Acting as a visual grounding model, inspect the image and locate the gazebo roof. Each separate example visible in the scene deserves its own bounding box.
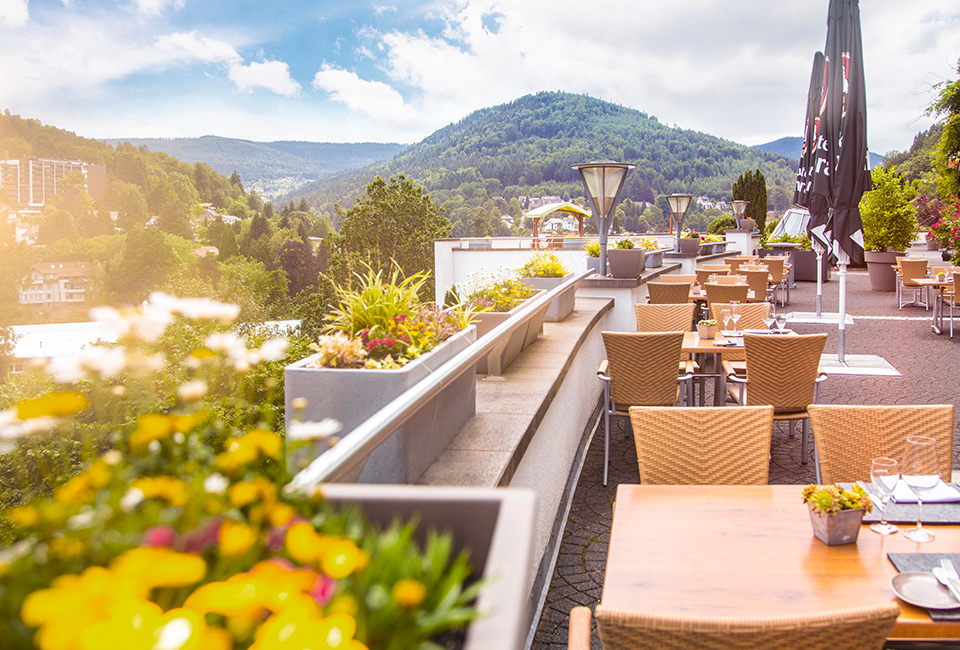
[525,201,591,220]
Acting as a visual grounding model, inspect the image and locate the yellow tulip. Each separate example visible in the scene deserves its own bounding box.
[219,520,258,557]
[392,579,427,608]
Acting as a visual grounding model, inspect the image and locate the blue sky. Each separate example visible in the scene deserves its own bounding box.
[1,0,959,154]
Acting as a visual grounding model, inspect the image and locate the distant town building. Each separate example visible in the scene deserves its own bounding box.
[527,196,563,210]
[193,246,219,258]
[19,261,91,306]
[0,158,106,213]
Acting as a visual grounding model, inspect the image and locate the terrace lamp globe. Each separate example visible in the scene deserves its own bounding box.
[732,199,749,229]
[667,193,693,252]
[571,161,635,276]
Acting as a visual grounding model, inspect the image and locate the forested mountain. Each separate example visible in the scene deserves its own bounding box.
[285,92,800,236]
[101,136,407,200]
[753,135,883,169]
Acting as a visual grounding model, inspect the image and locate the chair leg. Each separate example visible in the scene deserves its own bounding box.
[814,438,822,483]
[801,419,809,465]
[788,420,795,438]
[603,384,611,487]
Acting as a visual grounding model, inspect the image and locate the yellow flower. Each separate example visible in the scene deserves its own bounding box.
[285,521,325,566]
[185,573,268,619]
[392,579,426,608]
[252,605,367,650]
[248,560,318,612]
[16,391,87,420]
[228,477,276,509]
[111,547,207,589]
[131,476,188,507]
[7,504,40,528]
[219,520,258,557]
[78,604,207,650]
[244,429,283,459]
[129,413,175,452]
[267,503,297,527]
[320,539,364,580]
[48,536,85,559]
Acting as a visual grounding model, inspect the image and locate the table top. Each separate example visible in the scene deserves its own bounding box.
[915,277,953,287]
[603,485,960,639]
[681,330,793,353]
[689,288,757,302]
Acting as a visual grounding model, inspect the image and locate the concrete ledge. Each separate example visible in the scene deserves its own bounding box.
[417,296,613,488]
[579,263,682,289]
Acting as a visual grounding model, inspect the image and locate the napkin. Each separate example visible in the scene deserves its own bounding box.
[742,329,773,335]
[891,479,960,503]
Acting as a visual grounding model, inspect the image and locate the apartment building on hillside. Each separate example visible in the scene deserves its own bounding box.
[0,158,106,213]
[19,261,91,306]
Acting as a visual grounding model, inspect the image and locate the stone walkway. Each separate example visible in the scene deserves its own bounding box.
[530,247,960,649]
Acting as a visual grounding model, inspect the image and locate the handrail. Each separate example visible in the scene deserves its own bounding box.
[289,269,591,490]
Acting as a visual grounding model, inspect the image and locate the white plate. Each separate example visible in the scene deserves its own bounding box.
[891,572,960,610]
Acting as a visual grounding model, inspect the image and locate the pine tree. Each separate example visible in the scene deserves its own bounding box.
[732,169,768,233]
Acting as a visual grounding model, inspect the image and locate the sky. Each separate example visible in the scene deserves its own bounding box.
[1,0,959,155]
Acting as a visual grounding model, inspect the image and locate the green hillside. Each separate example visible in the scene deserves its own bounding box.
[287,91,800,236]
[101,136,407,200]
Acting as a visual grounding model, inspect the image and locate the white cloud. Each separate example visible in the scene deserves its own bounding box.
[0,0,29,27]
[155,31,241,65]
[312,65,415,123]
[133,0,185,17]
[229,60,302,97]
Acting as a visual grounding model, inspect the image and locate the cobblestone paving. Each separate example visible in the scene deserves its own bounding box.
[531,249,960,649]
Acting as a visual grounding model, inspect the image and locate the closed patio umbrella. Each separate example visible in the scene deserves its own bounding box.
[809,0,871,363]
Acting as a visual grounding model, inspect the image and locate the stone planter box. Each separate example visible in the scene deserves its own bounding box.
[472,291,548,374]
[284,327,478,483]
[864,250,902,291]
[522,273,576,322]
[643,248,670,269]
[792,248,832,282]
[606,248,646,279]
[320,484,536,650]
[585,256,605,276]
[678,237,700,255]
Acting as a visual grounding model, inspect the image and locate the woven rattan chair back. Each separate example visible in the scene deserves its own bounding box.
[629,406,774,484]
[595,602,900,650]
[742,333,827,411]
[899,258,928,286]
[696,268,728,285]
[704,282,749,310]
[647,281,691,305]
[743,269,770,300]
[725,258,746,273]
[710,302,770,329]
[808,404,955,483]
[601,331,685,408]
[701,264,728,272]
[659,274,697,284]
[762,257,786,284]
[712,274,746,285]
[635,303,696,332]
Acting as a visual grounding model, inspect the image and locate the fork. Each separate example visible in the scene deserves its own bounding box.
[939,559,960,601]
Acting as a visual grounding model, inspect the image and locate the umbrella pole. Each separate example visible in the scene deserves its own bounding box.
[837,251,849,365]
[815,248,823,319]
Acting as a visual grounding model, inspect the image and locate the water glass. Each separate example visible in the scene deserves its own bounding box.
[869,457,899,535]
[730,302,742,334]
[775,314,788,333]
[721,309,732,332]
[762,314,776,332]
[902,435,939,543]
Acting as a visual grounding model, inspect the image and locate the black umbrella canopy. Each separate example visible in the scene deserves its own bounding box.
[796,51,833,254]
[809,0,871,261]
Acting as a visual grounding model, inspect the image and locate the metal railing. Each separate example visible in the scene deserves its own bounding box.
[289,270,591,490]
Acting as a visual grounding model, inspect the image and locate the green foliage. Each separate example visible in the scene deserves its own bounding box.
[761,233,811,250]
[802,483,872,515]
[731,169,768,233]
[859,166,918,252]
[461,273,535,312]
[615,238,635,249]
[707,215,736,234]
[927,59,960,199]
[582,239,603,257]
[518,252,568,278]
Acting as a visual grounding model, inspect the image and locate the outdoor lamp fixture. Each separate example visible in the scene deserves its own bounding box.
[571,161,635,277]
[666,193,693,252]
[732,200,749,229]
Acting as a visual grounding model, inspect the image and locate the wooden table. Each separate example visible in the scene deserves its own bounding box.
[915,277,952,335]
[604,485,960,640]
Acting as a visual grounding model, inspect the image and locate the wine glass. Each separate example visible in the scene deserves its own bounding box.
[901,435,939,543]
[775,313,788,334]
[729,302,742,335]
[720,308,732,333]
[762,313,777,332]
[870,457,899,535]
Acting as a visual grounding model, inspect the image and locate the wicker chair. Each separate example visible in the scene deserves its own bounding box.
[628,406,774,484]
[940,274,960,337]
[635,303,696,332]
[809,404,955,484]
[701,264,728,272]
[703,282,749,311]
[763,257,788,305]
[712,274,747,285]
[743,268,772,303]
[646,281,691,305]
[598,331,692,486]
[897,258,929,309]
[567,602,900,650]
[696,268,728,286]
[658,274,697,284]
[724,333,828,467]
[708,302,771,369]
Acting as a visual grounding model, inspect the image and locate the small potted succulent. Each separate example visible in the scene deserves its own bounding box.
[679,229,701,255]
[696,319,718,339]
[607,238,646,279]
[519,252,575,321]
[582,239,606,276]
[802,483,873,546]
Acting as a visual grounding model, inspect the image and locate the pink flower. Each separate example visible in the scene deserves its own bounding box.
[182,517,222,553]
[142,525,178,547]
[366,338,381,351]
[382,337,396,348]
[310,574,337,606]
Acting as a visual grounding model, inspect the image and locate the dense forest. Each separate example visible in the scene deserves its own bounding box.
[286,92,800,237]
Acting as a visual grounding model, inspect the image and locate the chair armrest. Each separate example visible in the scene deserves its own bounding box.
[722,359,747,383]
[815,368,829,383]
[568,606,592,650]
[597,359,608,377]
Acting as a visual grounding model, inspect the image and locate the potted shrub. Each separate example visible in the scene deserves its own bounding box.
[459,272,547,374]
[285,268,478,482]
[582,239,606,276]
[926,230,939,251]
[679,229,701,255]
[860,166,919,291]
[518,252,575,321]
[696,319,718,339]
[698,233,726,255]
[606,238,646,279]
[802,483,873,546]
[639,236,667,268]
[0,295,533,650]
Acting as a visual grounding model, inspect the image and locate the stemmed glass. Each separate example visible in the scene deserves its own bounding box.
[869,457,899,535]
[901,435,939,543]
[721,308,732,334]
[729,302,742,335]
[762,314,777,332]
[775,313,788,334]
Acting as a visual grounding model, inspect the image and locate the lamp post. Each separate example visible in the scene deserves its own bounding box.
[666,194,693,252]
[732,199,748,229]
[571,161,634,277]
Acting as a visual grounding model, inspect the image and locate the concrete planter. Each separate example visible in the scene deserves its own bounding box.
[585,256,605,276]
[284,327,478,483]
[793,249,831,282]
[522,273,576,322]
[467,240,492,250]
[472,291,548,374]
[563,237,586,250]
[643,248,669,269]
[864,250,902,291]
[678,237,700,255]
[927,238,940,251]
[606,248,646,279]
[320,484,536,650]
